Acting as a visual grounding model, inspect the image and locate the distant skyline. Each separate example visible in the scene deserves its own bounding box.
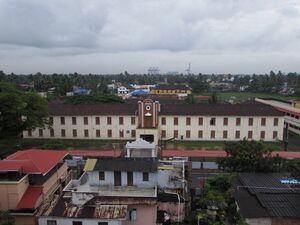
[1,0,300,74]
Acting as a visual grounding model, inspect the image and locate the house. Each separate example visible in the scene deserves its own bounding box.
[234,173,300,225]
[256,98,300,135]
[150,85,192,95]
[38,157,159,225]
[0,150,71,225]
[118,86,130,95]
[23,99,284,144]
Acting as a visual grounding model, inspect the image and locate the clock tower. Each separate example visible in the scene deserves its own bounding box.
[138,99,160,128]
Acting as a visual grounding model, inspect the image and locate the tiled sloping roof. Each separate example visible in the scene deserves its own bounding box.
[1,150,67,175]
[16,186,43,209]
[154,85,191,90]
[235,173,300,218]
[48,100,137,116]
[93,158,158,172]
[160,102,283,116]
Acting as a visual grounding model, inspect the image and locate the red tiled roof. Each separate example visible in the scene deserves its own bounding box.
[162,150,300,159]
[16,186,43,209]
[0,150,68,175]
[69,150,121,157]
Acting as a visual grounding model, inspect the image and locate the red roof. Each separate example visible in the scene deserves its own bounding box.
[162,150,300,159]
[69,150,121,157]
[16,186,43,209]
[0,150,68,175]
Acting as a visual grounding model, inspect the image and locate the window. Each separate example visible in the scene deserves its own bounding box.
[49,117,53,125]
[186,117,191,125]
[236,118,241,126]
[210,118,216,126]
[131,130,136,138]
[223,118,228,126]
[98,223,108,225]
[186,130,190,138]
[50,128,54,137]
[61,129,66,137]
[99,171,105,180]
[108,129,112,138]
[131,117,136,125]
[235,131,240,139]
[72,222,82,225]
[83,117,88,125]
[28,130,32,137]
[60,116,65,125]
[161,130,166,138]
[273,131,278,139]
[84,129,89,137]
[198,117,203,125]
[274,118,278,126]
[96,129,101,137]
[39,129,43,137]
[119,130,124,138]
[119,117,124,125]
[248,118,253,126]
[72,117,76,125]
[174,130,178,138]
[107,117,112,125]
[128,208,137,221]
[261,118,266,126]
[248,131,253,139]
[72,129,77,137]
[260,131,265,139]
[47,220,57,225]
[223,130,228,139]
[161,117,166,125]
[95,116,100,125]
[198,130,203,138]
[143,172,149,181]
[174,117,178,125]
[210,130,215,139]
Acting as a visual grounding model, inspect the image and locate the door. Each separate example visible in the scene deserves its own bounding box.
[127,171,133,186]
[114,171,121,186]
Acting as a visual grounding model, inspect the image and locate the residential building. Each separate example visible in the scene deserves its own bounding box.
[0,150,70,225]
[234,173,300,225]
[118,86,130,95]
[23,99,284,144]
[150,85,192,95]
[256,98,300,135]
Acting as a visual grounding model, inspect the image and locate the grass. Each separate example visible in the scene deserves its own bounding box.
[195,92,295,103]
[166,140,284,151]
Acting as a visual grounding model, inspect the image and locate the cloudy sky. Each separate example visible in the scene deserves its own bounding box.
[1,0,300,74]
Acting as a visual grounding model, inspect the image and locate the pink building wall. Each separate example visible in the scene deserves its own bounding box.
[123,205,157,225]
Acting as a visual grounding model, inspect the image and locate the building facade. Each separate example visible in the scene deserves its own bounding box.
[23,99,284,144]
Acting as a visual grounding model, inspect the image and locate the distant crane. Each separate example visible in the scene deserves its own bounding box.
[185,63,191,75]
[148,67,160,75]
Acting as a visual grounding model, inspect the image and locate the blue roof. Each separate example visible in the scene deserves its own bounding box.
[132,90,147,95]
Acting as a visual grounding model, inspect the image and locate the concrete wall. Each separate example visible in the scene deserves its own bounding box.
[246,218,272,225]
[88,171,157,188]
[160,116,284,141]
[0,175,29,210]
[14,215,36,225]
[39,217,121,225]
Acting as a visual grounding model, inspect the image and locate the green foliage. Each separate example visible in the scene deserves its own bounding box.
[185,94,196,104]
[217,139,284,172]
[0,211,14,225]
[64,94,124,104]
[0,82,49,138]
[209,92,218,104]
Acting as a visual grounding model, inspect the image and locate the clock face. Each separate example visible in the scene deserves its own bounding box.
[145,105,151,111]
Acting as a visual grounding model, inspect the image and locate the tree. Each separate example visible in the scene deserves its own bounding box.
[217,139,284,172]
[0,82,49,138]
[185,94,196,104]
[209,92,218,104]
[0,211,14,225]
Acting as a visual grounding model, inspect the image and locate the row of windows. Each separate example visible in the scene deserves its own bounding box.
[53,116,136,126]
[29,129,136,138]
[161,117,279,126]
[98,171,149,181]
[161,130,278,139]
[286,113,300,119]
[47,221,108,225]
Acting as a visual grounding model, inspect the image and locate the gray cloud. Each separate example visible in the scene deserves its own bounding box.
[0,0,300,73]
